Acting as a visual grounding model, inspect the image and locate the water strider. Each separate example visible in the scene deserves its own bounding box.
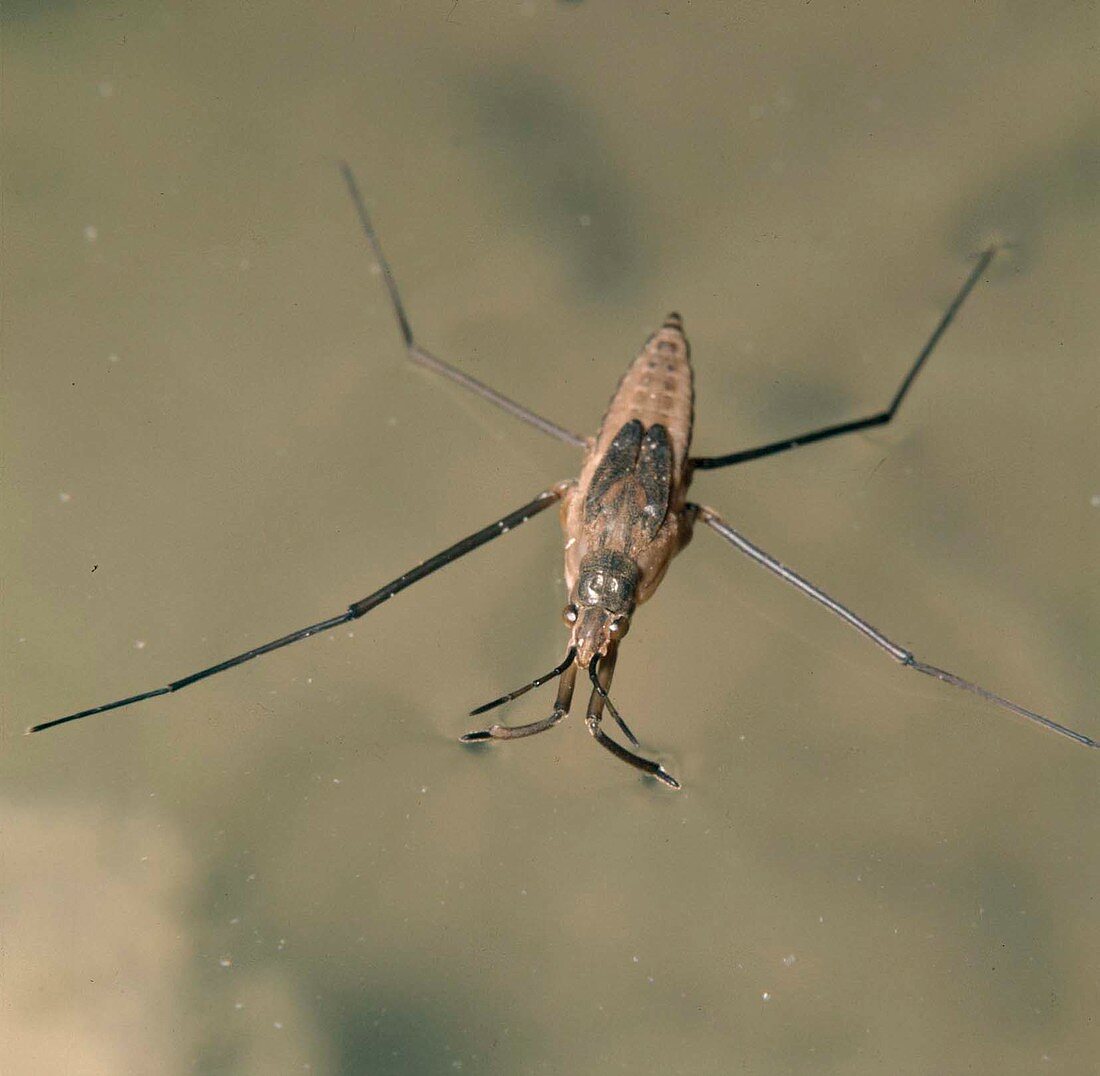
[30,164,1097,787]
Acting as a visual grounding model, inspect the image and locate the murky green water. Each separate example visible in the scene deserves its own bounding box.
[4,3,1098,1073]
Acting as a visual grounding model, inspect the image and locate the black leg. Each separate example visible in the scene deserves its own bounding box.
[465,648,577,719]
[461,661,578,742]
[584,653,680,788]
[691,248,999,470]
[340,163,587,449]
[584,647,640,746]
[691,503,1097,750]
[30,485,568,734]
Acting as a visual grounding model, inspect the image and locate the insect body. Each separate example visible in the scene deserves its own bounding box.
[564,319,696,782]
[30,165,1097,788]
[464,316,697,785]
[564,311,695,665]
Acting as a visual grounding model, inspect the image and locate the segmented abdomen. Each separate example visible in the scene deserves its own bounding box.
[590,313,694,479]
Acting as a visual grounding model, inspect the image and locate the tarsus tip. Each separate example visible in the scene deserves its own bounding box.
[656,768,681,790]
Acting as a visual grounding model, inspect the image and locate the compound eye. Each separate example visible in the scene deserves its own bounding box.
[562,603,579,626]
[608,616,630,639]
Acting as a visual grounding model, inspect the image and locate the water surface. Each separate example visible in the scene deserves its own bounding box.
[4,3,1098,1072]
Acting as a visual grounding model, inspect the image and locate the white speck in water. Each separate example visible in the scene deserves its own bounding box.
[219,957,232,967]
[133,640,147,650]
[97,81,114,98]
[58,492,72,503]
[370,263,383,276]
[632,955,639,963]
[83,225,98,242]
[230,917,240,925]
[578,214,591,227]
[273,1021,283,1030]
[1090,493,1100,508]
[107,352,120,363]
[761,991,771,1002]
[333,778,341,784]
[234,1001,244,1010]
[782,954,796,967]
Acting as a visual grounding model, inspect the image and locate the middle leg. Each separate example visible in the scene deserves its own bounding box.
[691,248,999,470]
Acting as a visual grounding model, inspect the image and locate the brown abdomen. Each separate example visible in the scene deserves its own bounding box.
[589,312,694,479]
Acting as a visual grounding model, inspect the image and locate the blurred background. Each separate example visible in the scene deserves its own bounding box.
[3,2,1098,1072]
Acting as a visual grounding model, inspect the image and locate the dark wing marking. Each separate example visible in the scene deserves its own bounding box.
[636,424,672,538]
[584,419,644,524]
